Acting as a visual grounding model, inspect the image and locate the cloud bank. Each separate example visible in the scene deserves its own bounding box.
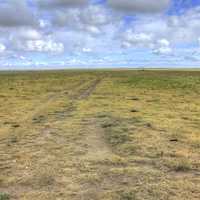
[108,0,170,13]
[0,0,200,68]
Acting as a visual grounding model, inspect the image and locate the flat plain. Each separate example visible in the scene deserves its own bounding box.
[0,70,200,200]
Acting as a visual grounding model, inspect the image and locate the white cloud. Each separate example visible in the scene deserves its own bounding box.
[157,39,170,47]
[122,31,154,48]
[108,0,170,13]
[9,28,64,53]
[121,6,200,49]
[121,30,173,55]
[80,5,110,26]
[153,39,172,55]
[153,47,172,55]
[13,29,42,41]
[52,5,111,35]
[25,40,64,53]
[51,24,120,54]
[52,9,80,27]
[0,0,200,68]
[0,43,6,53]
[85,26,101,35]
[52,30,98,52]
[166,8,200,43]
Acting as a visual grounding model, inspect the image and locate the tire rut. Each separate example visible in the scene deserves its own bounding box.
[69,78,102,100]
[0,77,103,199]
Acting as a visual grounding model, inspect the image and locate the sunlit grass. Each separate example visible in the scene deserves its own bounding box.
[0,70,200,200]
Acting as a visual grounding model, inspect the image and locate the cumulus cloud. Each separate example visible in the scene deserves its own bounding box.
[121,30,172,55]
[0,0,200,68]
[11,29,42,41]
[153,47,172,55]
[122,31,154,48]
[166,7,200,43]
[52,30,100,53]
[153,39,172,55]
[52,5,112,35]
[0,0,37,27]
[52,21,120,54]
[107,0,170,13]
[121,6,200,49]
[0,43,6,53]
[52,9,80,27]
[8,28,64,53]
[80,5,111,26]
[24,40,64,53]
[158,39,170,47]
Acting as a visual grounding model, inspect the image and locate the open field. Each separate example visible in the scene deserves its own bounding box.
[0,70,200,200]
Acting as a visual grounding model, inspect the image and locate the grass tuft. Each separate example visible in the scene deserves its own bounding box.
[0,193,10,200]
[120,191,137,200]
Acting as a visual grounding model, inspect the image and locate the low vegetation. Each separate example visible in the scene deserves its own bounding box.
[0,69,200,199]
[0,193,9,200]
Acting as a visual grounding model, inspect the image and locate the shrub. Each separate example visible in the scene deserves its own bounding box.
[0,193,10,200]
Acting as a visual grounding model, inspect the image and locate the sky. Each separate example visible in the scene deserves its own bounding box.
[0,0,200,69]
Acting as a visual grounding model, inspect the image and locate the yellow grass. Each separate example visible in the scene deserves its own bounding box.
[0,70,200,200]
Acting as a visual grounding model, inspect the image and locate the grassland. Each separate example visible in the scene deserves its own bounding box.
[0,70,200,200]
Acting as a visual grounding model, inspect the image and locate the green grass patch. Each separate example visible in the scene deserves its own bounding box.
[0,193,9,200]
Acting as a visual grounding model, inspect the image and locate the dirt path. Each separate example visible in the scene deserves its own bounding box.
[69,78,102,100]
[0,78,101,142]
[76,79,102,100]
[83,120,112,161]
[0,77,107,200]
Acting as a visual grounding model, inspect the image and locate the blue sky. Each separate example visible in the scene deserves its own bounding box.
[0,0,200,69]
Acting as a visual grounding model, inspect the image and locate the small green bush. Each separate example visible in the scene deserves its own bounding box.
[0,193,10,200]
[120,191,137,200]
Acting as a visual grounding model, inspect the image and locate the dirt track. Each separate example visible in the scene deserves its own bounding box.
[0,76,110,200]
[1,70,200,200]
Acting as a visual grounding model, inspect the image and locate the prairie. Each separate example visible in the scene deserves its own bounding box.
[0,70,200,200]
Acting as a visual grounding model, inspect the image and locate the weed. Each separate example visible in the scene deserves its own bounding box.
[166,158,193,172]
[12,124,20,128]
[10,136,18,143]
[0,193,9,200]
[120,191,137,200]
[130,109,139,113]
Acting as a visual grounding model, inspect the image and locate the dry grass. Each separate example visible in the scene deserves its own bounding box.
[0,70,200,199]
